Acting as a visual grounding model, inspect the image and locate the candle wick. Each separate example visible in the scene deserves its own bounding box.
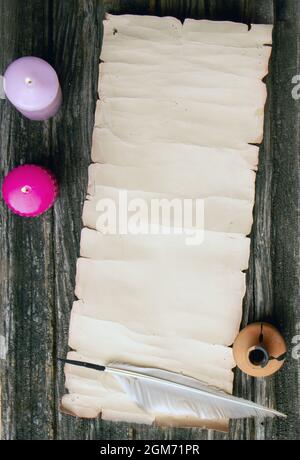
[21,185,32,194]
[25,78,33,85]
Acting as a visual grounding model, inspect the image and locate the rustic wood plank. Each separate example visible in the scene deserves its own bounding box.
[50,0,131,441]
[270,0,300,441]
[1,0,299,440]
[0,0,56,440]
[103,0,273,23]
[233,0,300,441]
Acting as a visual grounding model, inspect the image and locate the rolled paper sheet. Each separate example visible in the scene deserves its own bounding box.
[3,57,62,121]
[62,14,273,430]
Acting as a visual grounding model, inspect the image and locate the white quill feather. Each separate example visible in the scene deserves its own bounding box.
[107,363,285,420]
[60,359,285,421]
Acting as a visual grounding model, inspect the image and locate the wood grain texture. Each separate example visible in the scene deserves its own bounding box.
[0,0,56,440]
[0,0,299,440]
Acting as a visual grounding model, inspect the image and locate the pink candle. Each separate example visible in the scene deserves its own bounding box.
[3,57,62,121]
[2,165,58,217]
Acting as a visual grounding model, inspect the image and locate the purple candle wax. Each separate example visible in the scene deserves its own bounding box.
[2,165,58,217]
[4,57,62,121]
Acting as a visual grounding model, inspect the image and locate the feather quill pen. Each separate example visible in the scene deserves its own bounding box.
[60,359,285,420]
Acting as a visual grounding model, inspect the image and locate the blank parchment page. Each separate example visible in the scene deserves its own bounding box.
[61,15,272,431]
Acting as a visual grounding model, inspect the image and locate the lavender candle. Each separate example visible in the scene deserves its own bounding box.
[3,57,62,121]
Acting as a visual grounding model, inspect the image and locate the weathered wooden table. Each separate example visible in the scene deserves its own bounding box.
[0,0,299,440]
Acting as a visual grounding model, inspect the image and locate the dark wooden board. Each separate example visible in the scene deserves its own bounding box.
[0,0,299,440]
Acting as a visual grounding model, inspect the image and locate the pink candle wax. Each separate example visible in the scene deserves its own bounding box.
[4,57,62,121]
[2,165,58,217]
